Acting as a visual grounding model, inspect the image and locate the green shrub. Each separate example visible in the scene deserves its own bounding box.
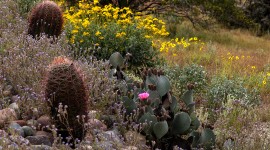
[67,22,159,68]
[207,75,261,108]
[163,64,208,97]
[64,1,169,68]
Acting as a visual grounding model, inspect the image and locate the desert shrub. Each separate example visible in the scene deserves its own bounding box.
[214,95,258,149]
[207,75,261,109]
[78,57,117,113]
[64,0,168,67]
[15,0,40,16]
[163,64,208,97]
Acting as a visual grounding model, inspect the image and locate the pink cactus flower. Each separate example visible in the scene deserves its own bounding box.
[138,92,149,100]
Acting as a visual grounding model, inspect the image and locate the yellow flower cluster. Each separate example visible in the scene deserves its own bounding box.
[153,37,204,54]
[226,52,251,61]
[262,72,270,86]
[115,32,126,38]
[64,0,170,44]
[136,16,169,36]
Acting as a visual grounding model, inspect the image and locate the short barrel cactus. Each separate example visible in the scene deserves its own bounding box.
[44,56,88,144]
[28,0,63,38]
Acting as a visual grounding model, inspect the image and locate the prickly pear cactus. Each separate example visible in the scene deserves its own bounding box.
[28,0,63,38]
[44,56,88,143]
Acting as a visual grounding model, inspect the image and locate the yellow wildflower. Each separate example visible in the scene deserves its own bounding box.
[116,32,126,38]
[95,31,101,36]
[93,0,99,5]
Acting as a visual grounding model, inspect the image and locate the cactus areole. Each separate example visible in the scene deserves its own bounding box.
[28,0,63,38]
[44,56,88,144]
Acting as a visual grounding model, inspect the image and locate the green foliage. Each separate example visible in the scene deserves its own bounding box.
[44,57,88,144]
[207,75,261,108]
[163,64,207,97]
[68,22,160,68]
[28,0,64,39]
[15,0,40,16]
[246,0,270,35]
[203,0,255,28]
[109,52,215,149]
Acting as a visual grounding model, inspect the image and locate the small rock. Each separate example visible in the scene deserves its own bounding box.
[37,115,51,131]
[8,102,20,117]
[0,108,17,122]
[22,126,35,137]
[36,131,54,143]
[88,119,107,131]
[2,90,11,97]
[8,122,24,137]
[12,120,27,126]
[102,129,123,144]
[124,131,146,146]
[27,119,38,128]
[26,135,52,146]
[30,145,52,150]
[8,102,19,110]
[78,145,93,150]
[11,95,19,103]
[85,132,94,142]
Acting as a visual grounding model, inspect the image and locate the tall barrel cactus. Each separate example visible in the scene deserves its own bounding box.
[44,56,88,144]
[28,0,63,38]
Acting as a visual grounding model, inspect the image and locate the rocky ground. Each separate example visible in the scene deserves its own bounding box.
[0,81,147,150]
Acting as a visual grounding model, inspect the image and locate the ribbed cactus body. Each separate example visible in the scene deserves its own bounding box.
[28,0,63,38]
[44,56,88,143]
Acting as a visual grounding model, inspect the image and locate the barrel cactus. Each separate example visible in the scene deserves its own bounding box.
[44,56,88,145]
[28,0,63,39]
[109,52,216,149]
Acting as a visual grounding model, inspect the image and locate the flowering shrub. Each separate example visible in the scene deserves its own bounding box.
[64,0,169,67]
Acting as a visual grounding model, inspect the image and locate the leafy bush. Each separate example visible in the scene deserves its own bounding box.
[163,64,208,97]
[207,75,261,108]
[65,1,168,67]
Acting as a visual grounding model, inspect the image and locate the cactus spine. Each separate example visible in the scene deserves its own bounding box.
[28,0,63,38]
[44,56,88,144]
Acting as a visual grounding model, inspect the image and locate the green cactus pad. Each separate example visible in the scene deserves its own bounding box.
[109,52,124,68]
[147,89,160,107]
[153,121,169,139]
[139,112,157,124]
[122,96,137,114]
[190,113,200,130]
[199,128,216,149]
[146,75,158,87]
[170,96,178,112]
[172,112,191,135]
[182,90,195,113]
[139,112,157,133]
[157,75,170,97]
[191,131,200,147]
